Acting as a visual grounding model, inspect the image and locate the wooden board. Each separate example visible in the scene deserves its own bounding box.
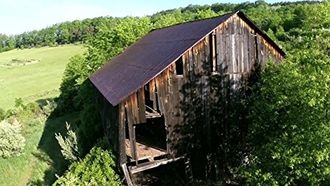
[125,139,166,160]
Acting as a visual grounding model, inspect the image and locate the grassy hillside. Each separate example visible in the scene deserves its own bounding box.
[0,45,83,109]
[0,113,79,186]
[0,45,83,185]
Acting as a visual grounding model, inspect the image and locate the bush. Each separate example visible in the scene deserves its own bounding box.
[0,119,25,158]
[241,52,330,185]
[56,55,86,114]
[53,147,120,186]
[55,122,80,162]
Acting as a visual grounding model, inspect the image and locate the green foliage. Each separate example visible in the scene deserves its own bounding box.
[0,119,25,158]
[57,55,87,113]
[241,47,330,184]
[55,122,80,162]
[56,16,153,154]
[49,1,330,184]
[53,147,120,186]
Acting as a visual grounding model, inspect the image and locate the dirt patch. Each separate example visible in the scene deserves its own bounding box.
[0,58,40,67]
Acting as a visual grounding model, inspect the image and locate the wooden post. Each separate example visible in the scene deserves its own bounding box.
[121,164,134,186]
[119,103,127,165]
[126,100,138,162]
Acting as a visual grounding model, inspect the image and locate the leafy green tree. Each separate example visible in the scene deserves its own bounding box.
[53,147,120,186]
[242,46,330,185]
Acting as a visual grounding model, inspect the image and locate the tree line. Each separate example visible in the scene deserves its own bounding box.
[0,0,323,53]
[0,17,115,51]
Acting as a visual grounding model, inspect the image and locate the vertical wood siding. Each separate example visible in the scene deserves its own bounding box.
[111,14,284,164]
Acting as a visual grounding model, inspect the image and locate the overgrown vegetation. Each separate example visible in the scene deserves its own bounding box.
[241,32,330,186]
[55,123,80,162]
[0,119,25,158]
[1,0,329,185]
[0,99,55,185]
[50,1,330,185]
[53,146,120,186]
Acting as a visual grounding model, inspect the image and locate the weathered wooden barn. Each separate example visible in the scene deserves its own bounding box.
[90,11,285,184]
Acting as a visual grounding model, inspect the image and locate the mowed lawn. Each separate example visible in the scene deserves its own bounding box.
[0,45,83,109]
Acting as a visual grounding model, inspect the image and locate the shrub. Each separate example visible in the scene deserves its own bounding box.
[55,122,80,162]
[0,119,25,158]
[241,51,330,185]
[53,147,120,186]
[56,55,86,114]
[40,99,57,116]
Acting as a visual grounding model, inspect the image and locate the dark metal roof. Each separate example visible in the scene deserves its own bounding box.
[90,11,285,106]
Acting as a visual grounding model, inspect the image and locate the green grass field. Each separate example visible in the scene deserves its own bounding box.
[0,45,84,109]
[0,45,83,185]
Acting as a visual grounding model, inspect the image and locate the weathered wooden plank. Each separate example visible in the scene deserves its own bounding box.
[193,44,199,75]
[137,88,146,123]
[231,34,235,73]
[220,28,226,74]
[188,49,194,81]
[234,18,240,73]
[241,24,246,72]
[250,30,256,70]
[215,28,222,72]
[236,21,241,73]
[118,103,127,165]
[150,80,158,111]
[126,100,138,161]
[211,31,216,72]
[149,80,155,102]
[155,78,165,114]
[131,93,139,124]
[244,25,249,72]
[130,157,184,174]
[200,38,206,75]
[121,164,134,186]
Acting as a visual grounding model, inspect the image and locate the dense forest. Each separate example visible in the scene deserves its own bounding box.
[1,0,330,185]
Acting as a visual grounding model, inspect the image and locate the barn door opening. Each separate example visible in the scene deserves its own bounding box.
[125,83,168,164]
[137,116,167,157]
[125,117,167,163]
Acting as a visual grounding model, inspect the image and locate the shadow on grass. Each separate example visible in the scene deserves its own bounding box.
[29,102,79,185]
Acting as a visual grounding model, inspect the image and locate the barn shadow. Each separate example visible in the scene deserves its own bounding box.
[28,97,79,185]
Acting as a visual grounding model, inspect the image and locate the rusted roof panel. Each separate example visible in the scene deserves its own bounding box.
[90,11,285,106]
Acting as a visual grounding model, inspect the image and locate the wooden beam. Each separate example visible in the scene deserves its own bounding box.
[130,156,184,174]
[118,103,127,165]
[126,101,138,161]
[137,88,146,123]
[121,164,134,186]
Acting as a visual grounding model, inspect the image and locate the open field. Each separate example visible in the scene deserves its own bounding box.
[0,45,83,185]
[0,45,83,109]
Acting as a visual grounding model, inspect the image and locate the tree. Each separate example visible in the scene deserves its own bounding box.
[242,46,330,185]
